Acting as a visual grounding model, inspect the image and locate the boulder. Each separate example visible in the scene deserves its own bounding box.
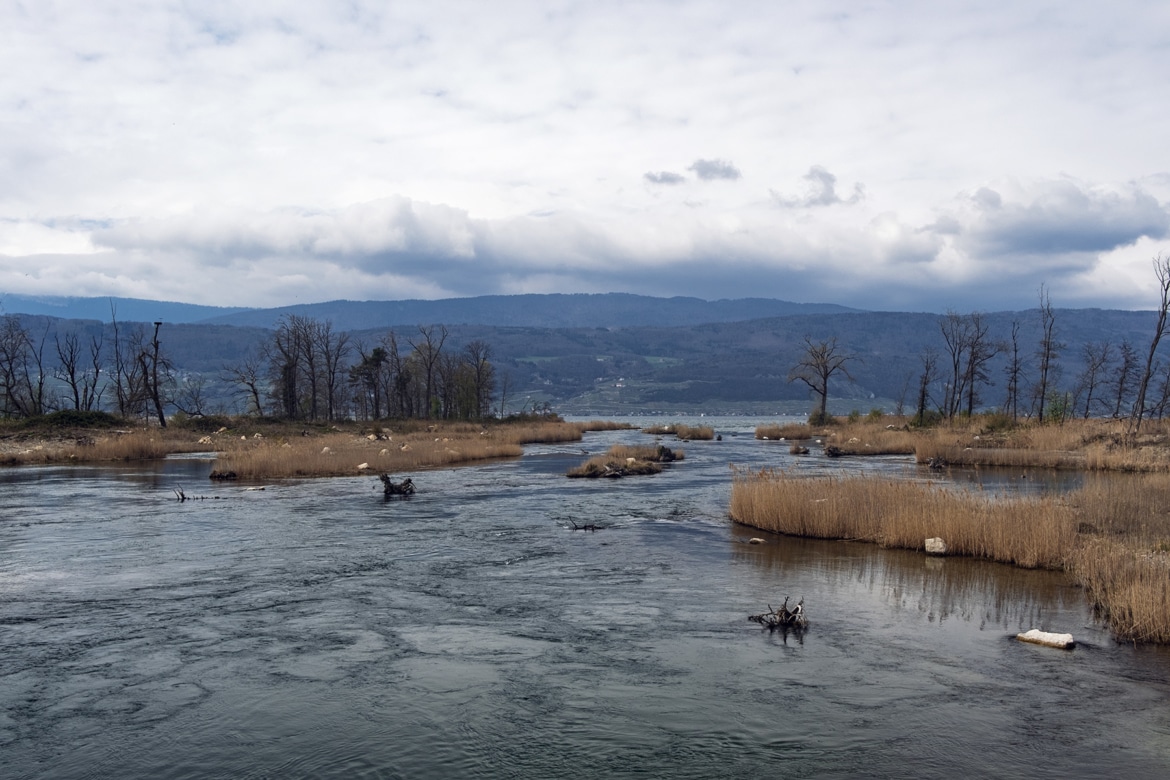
[925,537,948,555]
[1017,629,1075,649]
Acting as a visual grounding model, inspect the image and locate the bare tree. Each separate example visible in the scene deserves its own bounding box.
[1032,285,1061,421]
[939,311,972,419]
[55,327,104,411]
[137,320,171,427]
[0,316,52,418]
[1129,254,1170,437]
[223,352,267,416]
[1001,318,1025,421]
[1076,341,1113,419]
[788,336,856,424]
[1111,339,1138,418]
[408,324,449,419]
[314,320,351,421]
[464,339,496,419]
[914,348,939,427]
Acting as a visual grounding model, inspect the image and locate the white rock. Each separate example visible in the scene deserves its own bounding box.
[925,537,948,555]
[357,462,369,470]
[321,446,331,454]
[1017,629,1076,649]
[748,537,766,545]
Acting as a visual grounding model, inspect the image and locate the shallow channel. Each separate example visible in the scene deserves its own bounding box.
[2,417,1169,778]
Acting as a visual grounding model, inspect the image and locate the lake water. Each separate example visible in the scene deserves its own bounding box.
[3,417,1170,778]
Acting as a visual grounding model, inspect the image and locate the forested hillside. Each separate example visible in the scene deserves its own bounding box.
[3,300,1164,418]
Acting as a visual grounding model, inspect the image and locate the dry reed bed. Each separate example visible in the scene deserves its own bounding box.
[641,423,714,440]
[213,421,590,479]
[756,423,820,441]
[730,469,1074,569]
[567,444,683,478]
[730,468,1170,643]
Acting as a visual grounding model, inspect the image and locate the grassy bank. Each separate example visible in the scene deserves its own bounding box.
[641,423,715,440]
[568,444,683,478]
[0,416,601,478]
[730,468,1170,643]
[752,416,1170,472]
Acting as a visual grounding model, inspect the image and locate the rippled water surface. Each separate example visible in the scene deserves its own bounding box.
[3,418,1170,778]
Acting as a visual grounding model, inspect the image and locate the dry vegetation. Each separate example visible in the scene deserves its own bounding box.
[567,443,683,478]
[641,423,715,440]
[0,417,598,478]
[755,423,819,441]
[753,416,1170,472]
[730,467,1170,644]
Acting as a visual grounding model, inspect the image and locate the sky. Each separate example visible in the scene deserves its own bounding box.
[2,0,1169,314]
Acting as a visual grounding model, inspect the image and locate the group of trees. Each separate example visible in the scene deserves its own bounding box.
[1,306,501,425]
[1,307,171,424]
[790,255,1170,429]
[223,316,498,423]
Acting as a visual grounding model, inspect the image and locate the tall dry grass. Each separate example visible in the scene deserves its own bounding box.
[213,421,592,479]
[567,444,683,478]
[756,423,816,441]
[641,423,714,440]
[730,469,1074,569]
[730,467,1170,643]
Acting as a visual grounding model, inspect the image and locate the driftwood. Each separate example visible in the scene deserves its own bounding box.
[379,474,415,496]
[569,519,605,532]
[748,597,808,630]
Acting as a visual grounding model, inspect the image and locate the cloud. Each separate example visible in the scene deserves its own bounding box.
[772,166,865,208]
[644,171,686,185]
[947,179,1170,259]
[688,159,741,181]
[2,3,1170,313]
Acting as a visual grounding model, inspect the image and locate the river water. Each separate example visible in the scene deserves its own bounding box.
[3,417,1170,778]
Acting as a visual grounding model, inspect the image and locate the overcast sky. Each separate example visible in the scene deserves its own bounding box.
[2,1,1169,313]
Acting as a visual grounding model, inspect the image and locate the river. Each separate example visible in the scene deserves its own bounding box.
[2,416,1169,778]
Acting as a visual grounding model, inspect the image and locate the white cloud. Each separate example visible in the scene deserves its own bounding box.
[1,1,1169,312]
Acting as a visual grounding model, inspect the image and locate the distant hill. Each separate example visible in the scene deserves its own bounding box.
[5,293,1164,415]
[0,293,253,324]
[193,293,861,330]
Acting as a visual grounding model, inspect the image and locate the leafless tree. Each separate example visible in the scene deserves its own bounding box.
[914,348,939,427]
[788,336,856,424]
[1111,339,1138,418]
[1001,318,1025,421]
[0,315,49,417]
[409,324,449,418]
[1032,286,1061,421]
[1129,254,1170,437]
[54,327,104,411]
[1075,341,1113,419]
[223,352,267,416]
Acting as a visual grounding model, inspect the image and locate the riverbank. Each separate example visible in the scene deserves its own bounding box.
[730,468,1170,644]
[0,413,632,478]
[757,415,1170,472]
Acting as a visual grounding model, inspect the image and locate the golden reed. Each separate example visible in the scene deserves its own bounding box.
[730,468,1170,643]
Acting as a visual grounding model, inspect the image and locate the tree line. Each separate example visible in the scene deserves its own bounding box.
[0,307,501,424]
[789,254,1170,432]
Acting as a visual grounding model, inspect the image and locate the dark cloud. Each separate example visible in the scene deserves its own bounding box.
[959,181,1169,257]
[644,171,686,185]
[772,166,864,208]
[688,159,741,181]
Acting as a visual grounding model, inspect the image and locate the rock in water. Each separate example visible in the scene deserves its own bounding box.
[925,537,948,555]
[1017,629,1075,649]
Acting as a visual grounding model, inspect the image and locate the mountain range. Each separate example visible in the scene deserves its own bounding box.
[1,292,1163,416]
